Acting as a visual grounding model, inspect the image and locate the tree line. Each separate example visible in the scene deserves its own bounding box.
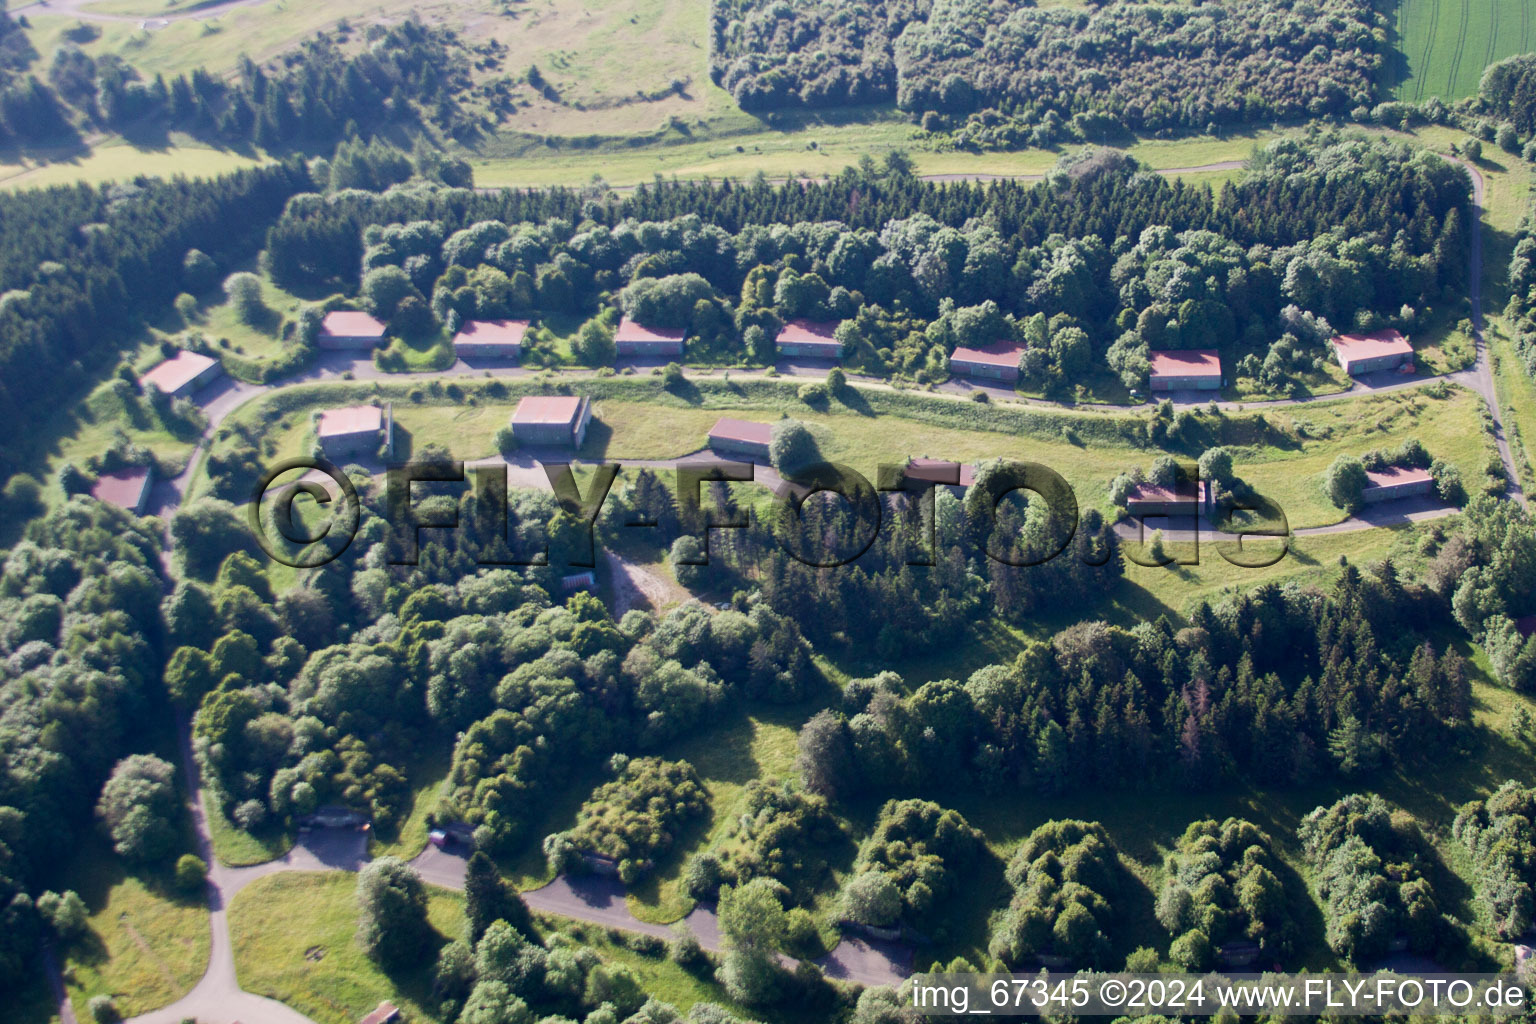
[708,0,1381,147]
[0,14,486,150]
[263,131,1467,394]
[0,162,311,480]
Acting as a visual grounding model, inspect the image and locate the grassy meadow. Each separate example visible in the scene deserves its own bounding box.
[1392,0,1536,103]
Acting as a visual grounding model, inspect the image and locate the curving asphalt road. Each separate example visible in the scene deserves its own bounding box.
[73,150,1524,1024]
[120,717,909,1024]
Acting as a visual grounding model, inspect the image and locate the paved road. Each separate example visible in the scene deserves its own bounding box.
[1453,156,1528,506]
[116,716,908,1024]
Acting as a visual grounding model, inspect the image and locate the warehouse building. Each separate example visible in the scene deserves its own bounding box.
[139,349,222,398]
[1124,479,1211,518]
[318,311,388,350]
[1361,465,1433,504]
[511,395,592,447]
[775,319,842,359]
[317,404,387,458]
[949,340,1026,383]
[615,318,685,356]
[902,457,975,490]
[1148,350,1222,392]
[453,319,528,359]
[1332,329,1414,376]
[91,466,154,515]
[707,417,773,461]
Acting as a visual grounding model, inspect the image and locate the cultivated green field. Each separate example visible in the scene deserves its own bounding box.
[1393,0,1536,102]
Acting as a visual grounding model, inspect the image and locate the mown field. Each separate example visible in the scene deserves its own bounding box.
[1393,0,1536,102]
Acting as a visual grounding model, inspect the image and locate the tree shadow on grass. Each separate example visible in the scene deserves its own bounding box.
[832,387,875,418]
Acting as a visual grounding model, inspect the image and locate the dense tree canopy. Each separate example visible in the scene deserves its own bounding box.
[711,0,1382,145]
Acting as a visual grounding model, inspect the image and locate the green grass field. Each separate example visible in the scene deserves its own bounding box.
[57,840,211,1019]
[216,373,1492,533]
[229,871,774,1023]
[230,872,462,1024]
[0,138,269,192]
[1393,0,1536,102]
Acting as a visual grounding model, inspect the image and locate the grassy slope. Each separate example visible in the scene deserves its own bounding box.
[229,871,771,1024]
[218,374,1493,532]
[57,840,211,1019]
[229,872,461,1024]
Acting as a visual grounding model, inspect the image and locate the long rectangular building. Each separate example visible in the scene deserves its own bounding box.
[707,417,773,460]
[511,395,592,447]
[615,318,685,356]
[139,350,222,397]
[1333,329,1413,376]
[1148,350,1222,392]
[775,319,842,359]
[319,311,388,350]
[1362,465,1433,503]
[454,319,528,359]
[949,340,1025,383]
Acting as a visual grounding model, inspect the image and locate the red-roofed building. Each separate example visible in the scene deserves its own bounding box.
[903,457,976,489]
[511,395,592,447]
[775,319,842,359]
[91,466,153,515]
[1362,465,1433,503]
[615,318,685,356]
[319,311,388,350]
[454,319,528,359]
[359,1001,401,1024]
[1125,479,1211,518]
[1148,350,1222,392]
[949,340,1026,383]
[139,350,222,397]
[317,403,386,457]
[707,417,773,460]
[1332,330,1414,376]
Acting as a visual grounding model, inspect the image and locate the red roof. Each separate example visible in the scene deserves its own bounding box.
[91,466,152,510]
[615,317,684,343]
[950,340,1026,368]
[317,404,383,437]
[1333,329,1412,362]
[454,319,529,347]
[359,1002,400,1024]
[776,319,840,346]
[1364,465,1433,489]
[1148,349,1222,379]
[321,311,387,339]
[140,350,216,393]
[1126,480,1209,505]
[709,417,773,445]
[904,457,976,486]
[513,395,586,425]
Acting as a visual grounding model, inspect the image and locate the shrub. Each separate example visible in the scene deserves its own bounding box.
[1324,454,1368,512]
[223,272,266,326]
[88,995,120,1024]
[768,419,818,474]
[175,854,208,892]
[174,292,199,324]
[670,924,709,969]
[37,889,87,939]
[797,381,828,406]
[495,424,518,455]
[183,249,218,293]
